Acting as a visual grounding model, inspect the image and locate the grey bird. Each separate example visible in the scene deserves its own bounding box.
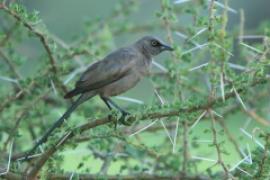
[25,35,173,159]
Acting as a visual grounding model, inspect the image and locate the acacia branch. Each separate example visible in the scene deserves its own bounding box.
[255,134,270,178]
[23,77,268,178]
[181,120,189,175]
[47,173,209,180]
[209,110,229,177]
[2,171,210,180]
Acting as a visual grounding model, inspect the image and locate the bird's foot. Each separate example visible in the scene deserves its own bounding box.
[108,111,135,128]
[119,111,135,126]
[107,111,118,129]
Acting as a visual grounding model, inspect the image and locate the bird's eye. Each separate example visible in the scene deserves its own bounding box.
[151,40,159,47]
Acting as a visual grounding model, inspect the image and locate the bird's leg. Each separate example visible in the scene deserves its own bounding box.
[105,98,132,125]
[106,98,129,114]
[100,96,117,129]
[101,96,112,110]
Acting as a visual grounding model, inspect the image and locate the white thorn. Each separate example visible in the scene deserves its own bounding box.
[174,0,191,4]
[56,131,72,148]
[173,118,180,153]
[211,109,223,118]
[154,89,166,105]
[229,156,249,172]
[69,172,75,180]
[240,42,263,54]
[236,167,252,177]
[213,43,234,56]
[115,96,144,105]
[192,155,217,162]
[189,111,207,131]
[0,140,14,175]
[220,73,225,102]
[152,60,168,72]
[160,120,174,145]
[64,63,94,84]
[182,43,209,55]
[50,79,58,95]
[246,144,252,164]
[175,31,201,47]
[0,76,18,84]
[232,86,247,111]
[189,62,209,72]
[239,35,266,40]
[175,31,188,39]
[189,28,207,40]
[129,120,159,137]
[64,67,85,84]
[227,63,250,71]
[240,128,264,150]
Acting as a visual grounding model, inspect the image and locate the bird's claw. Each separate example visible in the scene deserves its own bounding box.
[108,111,134,128]
[119,112,135,126]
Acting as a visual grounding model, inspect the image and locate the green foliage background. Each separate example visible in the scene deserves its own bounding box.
[0,0,270,179]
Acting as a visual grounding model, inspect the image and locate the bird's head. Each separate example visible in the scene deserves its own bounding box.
[135,35,174,56]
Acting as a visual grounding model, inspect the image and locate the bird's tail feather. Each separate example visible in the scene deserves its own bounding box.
[25,92,95,159]
[64,88,81,99]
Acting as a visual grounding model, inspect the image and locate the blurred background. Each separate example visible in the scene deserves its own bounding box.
[22,0,270,39]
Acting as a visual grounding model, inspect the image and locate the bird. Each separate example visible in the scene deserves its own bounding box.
[25,35,173,159]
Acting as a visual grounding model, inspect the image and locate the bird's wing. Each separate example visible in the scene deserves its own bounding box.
[75,47,137,92]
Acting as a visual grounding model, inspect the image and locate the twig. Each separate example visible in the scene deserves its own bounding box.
[181,120,189,174]
[217,119,243,158]
[244,109,270,126]
[46,172,209,180]
[255,134,270,178]
[209,110,229,178]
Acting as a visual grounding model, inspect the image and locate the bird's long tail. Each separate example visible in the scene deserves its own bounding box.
[25,92,95,159]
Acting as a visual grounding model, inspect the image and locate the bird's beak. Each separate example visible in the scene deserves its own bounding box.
[161,44,174,51]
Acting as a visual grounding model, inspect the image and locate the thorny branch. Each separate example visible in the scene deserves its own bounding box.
[4,171,210,180]
[181,120,189,175]
[209,110,229,178]
[17,77,269,178]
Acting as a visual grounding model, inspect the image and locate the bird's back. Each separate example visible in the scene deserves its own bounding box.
[76,47,138,86]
